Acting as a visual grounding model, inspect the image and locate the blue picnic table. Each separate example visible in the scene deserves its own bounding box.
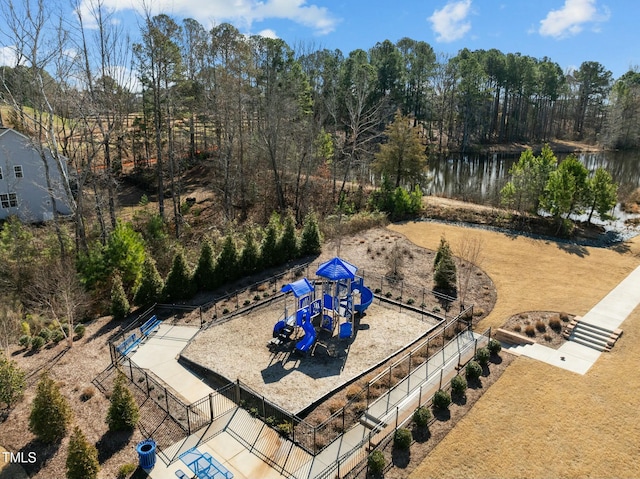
[178,448,233,479]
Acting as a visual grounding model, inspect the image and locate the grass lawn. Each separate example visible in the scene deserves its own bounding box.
[389,221,640,479]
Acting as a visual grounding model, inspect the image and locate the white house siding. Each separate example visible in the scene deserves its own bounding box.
[0,128,73,223]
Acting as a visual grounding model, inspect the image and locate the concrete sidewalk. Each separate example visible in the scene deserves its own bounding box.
[130,324,213,404]
[506,264,640,374]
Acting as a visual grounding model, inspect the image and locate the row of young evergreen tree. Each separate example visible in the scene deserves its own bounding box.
[110,211,322,318]
[27,370,139,479]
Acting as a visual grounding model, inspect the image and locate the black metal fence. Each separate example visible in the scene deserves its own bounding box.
[101,262,481,477]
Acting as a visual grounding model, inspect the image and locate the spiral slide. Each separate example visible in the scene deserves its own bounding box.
[352,283,374,314]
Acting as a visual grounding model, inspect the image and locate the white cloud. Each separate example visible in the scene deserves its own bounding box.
[76,0,339,35]
[539,0,610,38]
[0,46,17,67]
[256,29,279,39]
[428,0,473,43]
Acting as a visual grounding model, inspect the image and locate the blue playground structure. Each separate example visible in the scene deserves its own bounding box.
[268,257,373,355]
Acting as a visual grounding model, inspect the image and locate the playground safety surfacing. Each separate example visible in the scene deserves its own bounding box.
[181,299,440,415]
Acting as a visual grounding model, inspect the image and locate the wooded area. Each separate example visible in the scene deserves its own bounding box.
[0,2,635,320]
[1,2,638,233]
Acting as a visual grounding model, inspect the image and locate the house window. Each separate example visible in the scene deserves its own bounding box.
[0,193,17,208]
[14,165,23,178]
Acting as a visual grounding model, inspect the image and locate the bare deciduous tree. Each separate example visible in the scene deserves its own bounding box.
[456,234,484,308]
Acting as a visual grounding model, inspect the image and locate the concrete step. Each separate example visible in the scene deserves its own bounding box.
[571,325,611,344]
[570,330,609,349]
[564,320,622,352]
[574,321,615,337]
[359,412,387,431]
[569,334,610,352]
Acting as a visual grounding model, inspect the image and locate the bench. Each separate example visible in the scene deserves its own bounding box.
[174,469,189,479]
[116,333,140,357]
[140,315,162,337]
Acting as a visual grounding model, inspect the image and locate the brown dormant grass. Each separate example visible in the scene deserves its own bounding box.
[388,221,640,479]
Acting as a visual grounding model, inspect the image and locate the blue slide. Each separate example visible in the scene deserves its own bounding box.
[295,319,317,354]
[352,283,374,314]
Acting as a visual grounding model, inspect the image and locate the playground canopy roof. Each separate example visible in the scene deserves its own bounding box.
[281,278,315,297]
[316,257,357,281]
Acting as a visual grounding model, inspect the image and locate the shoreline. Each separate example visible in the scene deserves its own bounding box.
[448,139,605,156]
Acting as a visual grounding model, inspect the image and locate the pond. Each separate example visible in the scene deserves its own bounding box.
[426,150,640,206]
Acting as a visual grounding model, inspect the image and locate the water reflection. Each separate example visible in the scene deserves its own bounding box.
[426,151,640,205]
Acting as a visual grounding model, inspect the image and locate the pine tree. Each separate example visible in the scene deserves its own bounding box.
[433,236,457,292]
[106,372,140,432]
[66,426,100,479]
[278,213,298,261]
[215,234,239,285]
[133,257,164,306]
[0,352,26,408]
[163,251,195,301]
[28,372,72,443]
[192,241,216,291]
[110,273,130,321]
[260,213,281,268]
[240,229,260,276]
[373,109,427,188]
[299,211,322,256]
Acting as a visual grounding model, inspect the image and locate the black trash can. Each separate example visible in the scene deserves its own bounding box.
[136,439,157,471]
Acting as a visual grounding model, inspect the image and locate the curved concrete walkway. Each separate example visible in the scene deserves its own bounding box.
[505,264,640,374]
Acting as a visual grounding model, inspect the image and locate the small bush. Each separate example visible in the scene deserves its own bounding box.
[74,324,86,340]
[524,325,536,337]
[488,338,502,355]
[30,335,45,351]
[116,463,137,479]
[276,421,293,437]
[535,320,546,333]
[368,450,385,476]
[475,347,490,366]
[549,317,562,332]
[37,328,52,343]
[51,329,65,344]
[326,397,344,414]
[543,333,553,342]
[19,335,31,349]
[79,386,95,402]
[513,324,521,333]
[559,312,570,322]
[394,427,412,450]
[345,384,362,400]
[432,389,451,410]
[413,406,431,428]
[465,360,482,382]
[451,374,467,396]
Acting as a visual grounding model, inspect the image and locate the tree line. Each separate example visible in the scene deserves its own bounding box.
[0,3,637,249]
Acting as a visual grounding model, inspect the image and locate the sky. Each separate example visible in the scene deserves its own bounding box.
[1,0,639,80]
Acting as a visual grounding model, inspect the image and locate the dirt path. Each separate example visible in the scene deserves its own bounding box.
[388,221,640,479]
